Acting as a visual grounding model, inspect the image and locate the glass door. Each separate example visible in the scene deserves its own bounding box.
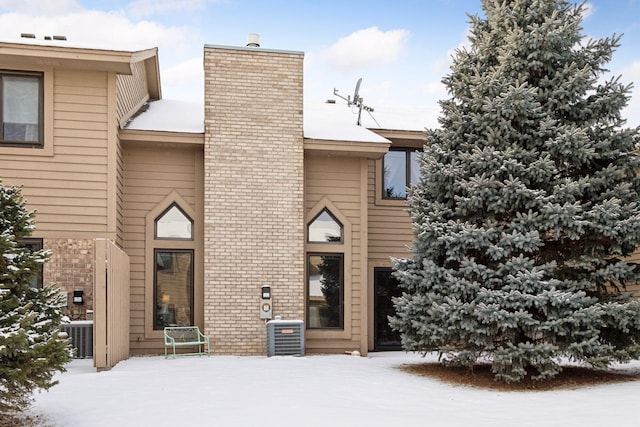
[374,268,402,350]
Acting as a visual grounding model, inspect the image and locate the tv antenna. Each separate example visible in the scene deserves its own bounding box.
[333,78,378,126]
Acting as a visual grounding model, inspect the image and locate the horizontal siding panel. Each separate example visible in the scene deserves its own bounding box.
[369,227,413,235]
[54,111,107,123]
[125,181,197,192]
[12,178,107,191]
[125,154,196,167]
[130,284,144,294]
[34,204,105,215]
[55,84,107,97]
[54,93,108,106]
[304,185,360,197]
[56,102,107,114]
[54,145,108,157]
[6,169,106,182]
[125,170,195,182]
[305,341,361,351]
[35,212,106,223]
[24,196,106,207]
[54,128,108,139]
[122,193,196,205]
[2,153,105,166]
[306,171,360,182]
[55,72,107,87]
[55,120,108,131]
[53,136,108,147]
[31,223,107,232]
[121,230,144,240]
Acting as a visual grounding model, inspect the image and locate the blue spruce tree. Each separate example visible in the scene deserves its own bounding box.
[391,0,640,382]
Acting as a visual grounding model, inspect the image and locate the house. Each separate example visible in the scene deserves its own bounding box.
[0,34,427,367]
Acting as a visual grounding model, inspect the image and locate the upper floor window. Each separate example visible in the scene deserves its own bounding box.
[155,203,193,240]
[382,148,420,199]
[308,209,343,243]
[1,72,43,148]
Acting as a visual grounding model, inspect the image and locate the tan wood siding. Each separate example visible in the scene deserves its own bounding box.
[624,250,640,295]
[116,61,149,126]
[305,155,363,353]
[123,145,203,355]
[0,69,111,237]
[94,239,130,370]
[116,138,125,247]
[367,159,414,265]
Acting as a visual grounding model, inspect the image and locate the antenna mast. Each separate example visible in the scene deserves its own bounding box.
[333,77,375,126]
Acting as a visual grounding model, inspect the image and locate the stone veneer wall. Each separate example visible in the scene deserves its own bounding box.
[203,45,305,354]
[43,238,94,321]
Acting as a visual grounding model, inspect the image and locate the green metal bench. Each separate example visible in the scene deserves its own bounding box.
[163,326,211,359]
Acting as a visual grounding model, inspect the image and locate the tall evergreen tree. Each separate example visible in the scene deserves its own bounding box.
[391,0,640,382]
[0,181,72,412]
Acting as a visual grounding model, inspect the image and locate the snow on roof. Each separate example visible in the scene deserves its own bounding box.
[304,101,390,143]
[125,99,436,139]
[359,103,439,132]
[304,100,437,143]
[126,99,205,133]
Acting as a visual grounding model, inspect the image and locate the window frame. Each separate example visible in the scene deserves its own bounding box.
[381,147,420,200]
[307,208,343,244]
[18,238,44,288]
[304,198,352,338]
[154,202,194,241]
[0,70,44,148]
[153,248,195,330]
[144,193,200,340]
[306,252,344,329]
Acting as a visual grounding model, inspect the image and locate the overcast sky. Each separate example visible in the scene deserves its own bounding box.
[0,0,638,128]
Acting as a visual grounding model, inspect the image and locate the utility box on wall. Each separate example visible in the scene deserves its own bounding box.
[267,318,304,357]
[260,285,272,320]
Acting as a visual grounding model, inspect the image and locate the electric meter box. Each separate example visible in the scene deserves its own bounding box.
[260,285,272,320]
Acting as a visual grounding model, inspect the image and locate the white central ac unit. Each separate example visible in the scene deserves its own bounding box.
[267,319,304,357]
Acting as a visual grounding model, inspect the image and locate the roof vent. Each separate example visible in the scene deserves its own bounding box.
[43,35,66,41]
[20,33,36,39]
[247,33,260,48]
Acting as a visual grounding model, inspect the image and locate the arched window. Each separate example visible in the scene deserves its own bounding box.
[155,203,193,240]
[152,202,194,330]
[306,207,345,329]
[308,208,343,243]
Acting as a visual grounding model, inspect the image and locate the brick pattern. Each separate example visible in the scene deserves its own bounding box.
[43,238,94,321]
[203,46,304,354]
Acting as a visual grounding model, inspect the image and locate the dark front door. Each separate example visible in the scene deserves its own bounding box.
[374,268,402,350]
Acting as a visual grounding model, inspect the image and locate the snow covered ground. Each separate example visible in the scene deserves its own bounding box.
[27,352,640,427]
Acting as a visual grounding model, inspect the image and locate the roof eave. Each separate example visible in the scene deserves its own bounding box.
[304,138,391,159]
[0,41,153,75]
